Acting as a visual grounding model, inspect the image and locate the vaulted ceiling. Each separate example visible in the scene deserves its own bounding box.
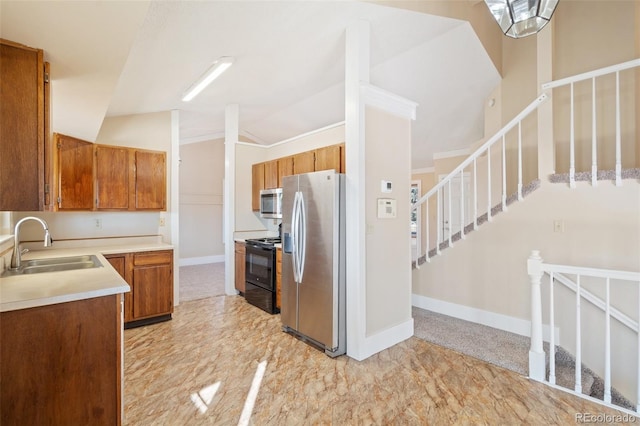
[1,0,500,169]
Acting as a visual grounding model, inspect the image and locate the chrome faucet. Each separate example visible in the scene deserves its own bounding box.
[10,216,52,270]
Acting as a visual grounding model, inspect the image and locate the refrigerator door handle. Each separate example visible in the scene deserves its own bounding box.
[291,191,300,283]
[297,191,307,283]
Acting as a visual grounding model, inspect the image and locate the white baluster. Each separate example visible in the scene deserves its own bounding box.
[549,271,556,385]
[575,275,582,393]
[460,171,465,240]
[570,82,576,188]
[615,71,621,186]
[518,121,523,201]
[501,135,507,211]
[591,77,597,186]
[487,146,492,222]
[436,187,441,255]
[425,198,430,263]
[604,278,611,404]
[448,179,452,247]
[527,250,545,381]
[473,159,478,230]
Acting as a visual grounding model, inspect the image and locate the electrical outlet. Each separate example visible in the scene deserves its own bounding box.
[95,218,102,229]
[159,217,166,227]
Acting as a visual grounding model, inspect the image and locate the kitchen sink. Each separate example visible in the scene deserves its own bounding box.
[2,254,103,277]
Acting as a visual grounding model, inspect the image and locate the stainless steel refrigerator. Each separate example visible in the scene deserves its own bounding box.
[281,169,346,357]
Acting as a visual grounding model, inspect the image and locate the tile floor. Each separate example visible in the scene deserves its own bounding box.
[123,295,633,425]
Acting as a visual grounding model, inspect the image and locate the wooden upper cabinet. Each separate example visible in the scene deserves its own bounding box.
[264,160,279,190]
[252,162,265,211]
[340,143,346,173]
[315,144,342,172]
[135,150,166,210]
[56,133,94,210]
[95,145,130,210]
[0,40,49,211]
[277,156,294,187]
[293,151,315,175]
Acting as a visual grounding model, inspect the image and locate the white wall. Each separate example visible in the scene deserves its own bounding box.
[179,138,225,263]
[365,106,412,335]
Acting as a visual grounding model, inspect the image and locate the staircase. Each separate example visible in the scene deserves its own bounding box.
[411,58,640,416]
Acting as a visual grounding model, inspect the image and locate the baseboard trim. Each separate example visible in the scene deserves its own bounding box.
[349,318,414,361]
[179,255,225,267]
[412,294,560,343]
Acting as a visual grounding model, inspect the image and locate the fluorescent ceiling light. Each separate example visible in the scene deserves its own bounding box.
[182,56,234,102]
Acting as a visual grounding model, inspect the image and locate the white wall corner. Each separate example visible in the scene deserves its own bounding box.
[224,104,239,296]
[359,82,418,121]
[351,318,414,361]
[171,109,181,306]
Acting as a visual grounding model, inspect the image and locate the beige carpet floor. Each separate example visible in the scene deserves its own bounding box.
[179,262,226,302]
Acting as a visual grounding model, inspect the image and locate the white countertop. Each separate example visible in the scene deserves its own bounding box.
[0,238,173,313]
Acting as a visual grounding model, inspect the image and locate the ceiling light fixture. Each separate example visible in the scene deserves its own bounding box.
[182,56,234,102]
[484,0,559,39]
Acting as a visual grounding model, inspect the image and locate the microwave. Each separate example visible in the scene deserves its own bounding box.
[260,188,283,219]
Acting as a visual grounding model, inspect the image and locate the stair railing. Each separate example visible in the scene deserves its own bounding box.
[528,250,640,412]
[542,58,640,188]
[411,94,548,265]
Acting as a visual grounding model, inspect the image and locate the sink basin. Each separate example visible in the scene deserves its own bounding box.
[2,255,103,277]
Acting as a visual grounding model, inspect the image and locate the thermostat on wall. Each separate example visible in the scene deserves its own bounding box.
[381,180,392,193]
[377,198,396,219]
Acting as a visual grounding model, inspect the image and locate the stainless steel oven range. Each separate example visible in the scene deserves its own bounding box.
[244,237,281,314]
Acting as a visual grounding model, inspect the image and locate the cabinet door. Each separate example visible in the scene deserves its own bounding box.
[56,134,94,210]
[0,41,46,211]
[135,150,166,210]
[264,160,278,189]
[133,264,173,319]
[95,145,129,210]
[1,295,121,425]
[252,162,265,211]
[105,254,133,323]
[315,144,342,172]
[277,156,294,187]
[235,242,246,293]
[293,151,315,175]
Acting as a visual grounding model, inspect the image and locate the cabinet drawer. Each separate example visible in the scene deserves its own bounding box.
[133,250,172,266]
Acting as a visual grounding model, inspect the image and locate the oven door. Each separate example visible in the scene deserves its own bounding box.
[245,244,275,291]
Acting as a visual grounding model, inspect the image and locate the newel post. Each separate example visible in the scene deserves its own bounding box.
[527,250,546,381]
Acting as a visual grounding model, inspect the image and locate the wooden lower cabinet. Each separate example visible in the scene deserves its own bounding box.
[276,248,282,310]
[235,242,246,294]
[105,249,173,328]
[1,294,124,425]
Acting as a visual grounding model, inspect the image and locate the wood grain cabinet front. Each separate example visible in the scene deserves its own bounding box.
[1,294,124,425]
[105,250,173,328]
[95,144,130,210]
[0,39,50,211]
[235,242,246,294]
[55,133,94,210]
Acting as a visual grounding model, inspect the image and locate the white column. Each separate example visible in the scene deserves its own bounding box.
[345,20,369,361]
[171,110,181,305]
[224,104,239,295]
[527,250,546,381]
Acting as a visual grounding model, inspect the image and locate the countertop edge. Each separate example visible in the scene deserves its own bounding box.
[1,243,172,313]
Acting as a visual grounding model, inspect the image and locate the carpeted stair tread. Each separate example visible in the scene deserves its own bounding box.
[549,167,640,183]
[547,346,636,412]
